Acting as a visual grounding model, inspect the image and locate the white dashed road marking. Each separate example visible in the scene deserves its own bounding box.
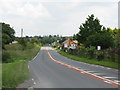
[104,77,117,79]
[32,78,36,85]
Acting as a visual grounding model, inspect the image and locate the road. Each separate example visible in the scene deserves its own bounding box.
[28,47,119,88]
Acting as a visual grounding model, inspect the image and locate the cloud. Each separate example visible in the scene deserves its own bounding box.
[0,0,118,37]
[0,0,50,19]
[0,0,51,36]
[85,2,118,28]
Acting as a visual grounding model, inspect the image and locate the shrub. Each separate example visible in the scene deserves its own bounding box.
[77,47,86,57]
[85,46,96,59]
[26,42,35,49]
[2,51,12,63]
[95,51,104,61]
[18,38,27,50]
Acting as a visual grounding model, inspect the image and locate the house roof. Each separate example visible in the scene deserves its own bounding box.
[62,38,78,44]
[73,40,78,44]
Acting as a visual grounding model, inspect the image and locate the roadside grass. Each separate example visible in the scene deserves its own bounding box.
[51,47,57,50]
[0,63,2,89]
[58,51,118,69]
[5,44,40,62]
[2,43,40,88]
[2,61,28,88]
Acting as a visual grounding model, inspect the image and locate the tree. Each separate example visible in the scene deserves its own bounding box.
[107,28,120,48]
[31,38,40,44]
[76,14,105,44]
[86,32,114,49]
[2,23,15,49]
[75,14,113,49]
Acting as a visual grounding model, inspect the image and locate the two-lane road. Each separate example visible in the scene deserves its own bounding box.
[28,47,119,88]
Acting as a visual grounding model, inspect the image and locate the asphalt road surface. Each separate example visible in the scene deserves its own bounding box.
[28,47,119,88]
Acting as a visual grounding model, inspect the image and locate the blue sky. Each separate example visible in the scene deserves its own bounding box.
[0,0,119,37]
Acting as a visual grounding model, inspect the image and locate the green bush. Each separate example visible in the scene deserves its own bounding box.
[2,51,12,63]
[85,46,96,59]
[18,38,27,50]
[26,42,35,49]
[76,47,86,57]
[95,51,104,61]
[63,45,119,62]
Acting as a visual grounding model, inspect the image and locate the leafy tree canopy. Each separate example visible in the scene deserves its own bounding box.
[75,14,114,49]
[2,23,15,49]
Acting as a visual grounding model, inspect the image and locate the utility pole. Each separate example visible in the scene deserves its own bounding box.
[21,28,23,37]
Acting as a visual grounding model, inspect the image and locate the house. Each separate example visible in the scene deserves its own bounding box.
[62,38,78,49]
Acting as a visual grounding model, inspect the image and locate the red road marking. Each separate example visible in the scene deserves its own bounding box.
[47,50,120,88]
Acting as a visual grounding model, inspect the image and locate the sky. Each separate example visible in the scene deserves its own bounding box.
[0,0,119,37]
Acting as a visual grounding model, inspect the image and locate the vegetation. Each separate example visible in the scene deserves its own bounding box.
[2,22,41,89]
[2,43,40,88]
[3,60,29,89]
[2,23,15,49]
[74,14,114,49]
[25,35,69,46]
[58,50,118,69]
[62,14,119,69]
[2,13,120,89]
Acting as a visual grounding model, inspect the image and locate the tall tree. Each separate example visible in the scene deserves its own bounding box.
[75,14,114,49]
[76,14,105,44]
[2,23,15,49]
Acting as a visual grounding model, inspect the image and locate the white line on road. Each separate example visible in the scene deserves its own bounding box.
[28,87,33,90]
[104,77,117,79]
[107,68,111,70]
[32,51,40,61]
[32,78,36,85]
[86,71,98,73]
[104,80,113,84]
[92,73,106,76]
[114,80,120,83]
[47,50,120,87]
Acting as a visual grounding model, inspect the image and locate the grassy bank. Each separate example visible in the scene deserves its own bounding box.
[58,51,118,69]
[0,63,2,89]
[2,61,28,88]
[2,43,40,88]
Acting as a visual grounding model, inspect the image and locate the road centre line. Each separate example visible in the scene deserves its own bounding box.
[46,48,120,87]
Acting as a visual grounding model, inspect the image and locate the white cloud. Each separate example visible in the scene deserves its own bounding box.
[27,0,119,2]
[85,2,118,28]
[0,0,50,18]
[0,0,51,36]
[0,0,118,36]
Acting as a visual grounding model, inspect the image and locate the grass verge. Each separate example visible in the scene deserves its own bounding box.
[2,43,40,88]
[58,50,118,69]
[2,61,28,88]
[0,63,2,89]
